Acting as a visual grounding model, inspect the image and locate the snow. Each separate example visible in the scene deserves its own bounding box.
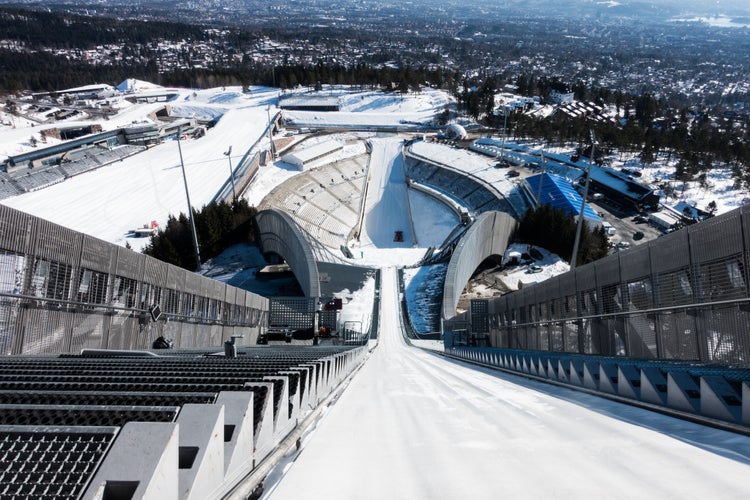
[634,159,749,215]
[263,267,750,499]
[3,82,744,257]
[498,243,571,291]
[282,87,451,129]
[403,264,446,333]
[2,85,281,252]
[115,78,164,93]
[332,277,376,335]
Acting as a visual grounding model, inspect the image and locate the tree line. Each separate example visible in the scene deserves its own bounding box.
[516,205,609,268]
[143,200,257,271]
[0,7,207,48]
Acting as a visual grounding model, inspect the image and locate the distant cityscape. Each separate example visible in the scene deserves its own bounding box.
[0,0,748,113]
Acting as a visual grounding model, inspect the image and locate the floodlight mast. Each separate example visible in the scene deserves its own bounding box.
[536,150,546,207]
[267,105,277,159]
[500,110,508,161]
[570,131,596,270]
[224,146,236,202]
[177,126,202,272]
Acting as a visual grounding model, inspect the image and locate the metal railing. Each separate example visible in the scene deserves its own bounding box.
[0,204,268,355]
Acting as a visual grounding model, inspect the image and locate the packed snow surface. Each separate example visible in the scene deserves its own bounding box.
[264,267,750,499]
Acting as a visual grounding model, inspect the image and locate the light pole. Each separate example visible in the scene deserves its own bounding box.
[176,126,202,272]
[536,149,546,207]
[570,131,596,270]
[224,145,236,202]
[500,109,508,161]
[267,104,277,159]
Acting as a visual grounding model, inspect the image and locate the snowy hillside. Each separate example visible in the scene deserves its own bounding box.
[0,84,453,253]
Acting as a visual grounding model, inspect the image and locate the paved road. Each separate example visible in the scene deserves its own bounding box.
[264,267,750,500]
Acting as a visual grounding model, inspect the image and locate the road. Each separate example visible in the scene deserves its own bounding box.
[263,267,750,499]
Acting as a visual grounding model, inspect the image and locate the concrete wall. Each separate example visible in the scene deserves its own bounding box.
[255,208,321,299]
[442,211,517,320]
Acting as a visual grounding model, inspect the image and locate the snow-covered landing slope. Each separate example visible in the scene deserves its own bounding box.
[264,267,750,499]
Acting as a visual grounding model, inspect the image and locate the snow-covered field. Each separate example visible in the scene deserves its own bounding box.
[283,87,450,129]
[1,83,281,252]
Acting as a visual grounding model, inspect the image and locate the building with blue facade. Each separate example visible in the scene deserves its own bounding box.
[523,172,602,228]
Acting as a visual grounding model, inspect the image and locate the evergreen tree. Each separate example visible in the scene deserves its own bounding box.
[144,200,258,270]
[517,206,609,266]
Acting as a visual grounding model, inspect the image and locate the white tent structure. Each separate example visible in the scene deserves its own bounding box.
[444,123,467,140]
[281,140,344,170]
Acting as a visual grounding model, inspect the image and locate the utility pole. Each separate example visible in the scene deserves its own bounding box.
[177,126,202,272]
[224,146,236,202]
[570,131,596,270]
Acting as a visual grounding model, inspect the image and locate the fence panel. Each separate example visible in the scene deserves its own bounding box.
[0,205,269,354]
[470,206,750,367]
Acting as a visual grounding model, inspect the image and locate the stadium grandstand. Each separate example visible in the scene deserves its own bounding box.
[258,153,368,254]
[0,201,369,498]
[404,144,525,217]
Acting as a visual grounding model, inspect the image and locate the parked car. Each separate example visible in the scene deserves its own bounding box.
[526,264,543,274]
[621,168,643,177]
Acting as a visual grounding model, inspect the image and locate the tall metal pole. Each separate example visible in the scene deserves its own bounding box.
[571,131,596,270]
[224,146,236,202]
[536,150,546,207]
[177,126,202,271]
[500,110,508,161]
[267,104,276,159]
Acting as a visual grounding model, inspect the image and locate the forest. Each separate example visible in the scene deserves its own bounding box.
[456,74,750,193]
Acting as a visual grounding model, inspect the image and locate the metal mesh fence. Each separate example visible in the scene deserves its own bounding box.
[0,205,268,354]
[469,205,750,368]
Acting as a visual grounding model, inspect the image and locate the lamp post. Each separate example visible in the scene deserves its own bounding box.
[570,131,596,270]
[536,150,546,207]
[500,109,508,161]
[267,104,277,159]
[224,146,236,202]
[176,126,202,272]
